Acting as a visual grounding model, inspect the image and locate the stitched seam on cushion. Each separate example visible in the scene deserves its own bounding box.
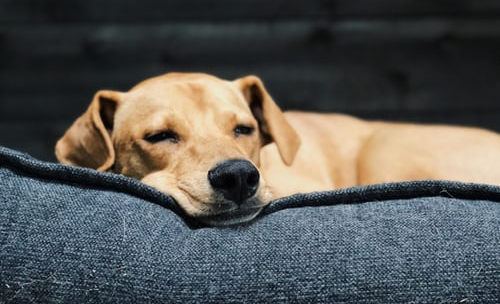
[263,180,500,215]
[0,147,186,219]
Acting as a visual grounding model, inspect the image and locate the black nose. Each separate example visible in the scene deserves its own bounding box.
[208,159,260,204]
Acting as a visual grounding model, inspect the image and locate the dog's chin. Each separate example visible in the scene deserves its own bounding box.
[165,185,272,227]
[195,206,264,227]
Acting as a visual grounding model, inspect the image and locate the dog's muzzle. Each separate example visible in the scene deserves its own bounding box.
[208,159,260,204]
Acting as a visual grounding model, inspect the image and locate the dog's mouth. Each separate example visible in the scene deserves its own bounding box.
[168,182,267,226]
[195,205,264,226]
[173,185,268,226]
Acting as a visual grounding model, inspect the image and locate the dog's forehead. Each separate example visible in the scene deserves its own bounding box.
[127,75,248,110]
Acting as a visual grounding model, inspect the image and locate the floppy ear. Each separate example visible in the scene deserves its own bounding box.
[55,90,122,171]
[235,75,301,165]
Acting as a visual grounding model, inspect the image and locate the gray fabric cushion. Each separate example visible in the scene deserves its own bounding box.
[1,147,499,303]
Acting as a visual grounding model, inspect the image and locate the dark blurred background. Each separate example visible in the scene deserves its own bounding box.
[1,0,500,162]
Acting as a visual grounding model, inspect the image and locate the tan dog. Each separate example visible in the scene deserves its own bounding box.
[56,72,500,226]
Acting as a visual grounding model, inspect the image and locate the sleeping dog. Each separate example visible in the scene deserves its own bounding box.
[56,72,500,226]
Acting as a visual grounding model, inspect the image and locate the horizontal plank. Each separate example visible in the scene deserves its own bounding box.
[1,21,499,85]
[0,122,66,162]
[0,92,91,121]
[0,66,500,120]
[3,20,500,59]
[1,0,500,24]
[2,60,500,121]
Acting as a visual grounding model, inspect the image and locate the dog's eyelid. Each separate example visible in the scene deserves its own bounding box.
[144,130,180,144]
[234,124,255,136]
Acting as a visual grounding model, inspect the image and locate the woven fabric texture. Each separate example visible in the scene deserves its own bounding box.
[1,147,499,303]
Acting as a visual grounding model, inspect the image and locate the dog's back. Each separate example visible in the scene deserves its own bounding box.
[260,111,500,197]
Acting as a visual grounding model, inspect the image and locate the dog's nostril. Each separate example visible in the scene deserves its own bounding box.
[247,171,259,188]
[208,159,260,204]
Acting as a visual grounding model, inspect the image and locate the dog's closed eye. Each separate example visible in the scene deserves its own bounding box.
[234,125,255,137]
[144,130,180,144]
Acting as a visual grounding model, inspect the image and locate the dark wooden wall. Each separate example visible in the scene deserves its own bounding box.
[2,0,500,162]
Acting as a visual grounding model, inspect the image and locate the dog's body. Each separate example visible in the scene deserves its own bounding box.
[56,72,500,225]
[266,112,500,197]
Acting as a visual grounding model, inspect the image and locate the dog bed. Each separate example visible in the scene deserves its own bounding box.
[1,146,498,303]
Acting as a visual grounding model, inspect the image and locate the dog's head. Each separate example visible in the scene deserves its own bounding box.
[56,73,300,226]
